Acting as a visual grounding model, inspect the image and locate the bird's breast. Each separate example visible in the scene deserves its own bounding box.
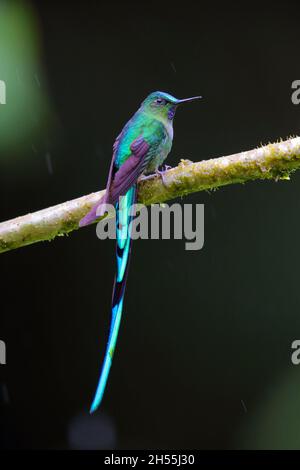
[165,121,174,141]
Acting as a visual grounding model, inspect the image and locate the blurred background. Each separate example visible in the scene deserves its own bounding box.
[1,0,300,450]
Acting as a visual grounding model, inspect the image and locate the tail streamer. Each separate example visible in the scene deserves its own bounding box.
[90,185,137,412]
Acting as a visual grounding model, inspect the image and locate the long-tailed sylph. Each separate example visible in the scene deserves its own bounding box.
[80,91,201,412]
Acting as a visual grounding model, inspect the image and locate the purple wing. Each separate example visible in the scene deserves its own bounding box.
[109,136,150,205]
[79,135,150,227]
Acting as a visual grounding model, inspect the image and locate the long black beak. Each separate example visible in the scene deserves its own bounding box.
[176,96,202,104]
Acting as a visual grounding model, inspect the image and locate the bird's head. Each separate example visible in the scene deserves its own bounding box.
[141,91,201,122]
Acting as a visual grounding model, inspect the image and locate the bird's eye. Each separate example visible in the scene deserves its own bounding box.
[156,98,166,105]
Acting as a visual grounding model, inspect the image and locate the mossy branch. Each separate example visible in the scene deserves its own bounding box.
[1,136,300,254]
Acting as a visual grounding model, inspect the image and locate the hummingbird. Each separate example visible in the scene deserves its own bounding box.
[80,91,201,412]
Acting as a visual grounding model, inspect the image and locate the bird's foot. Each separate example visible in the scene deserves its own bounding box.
[155,165,171,187]
[139,165,172,186]
[139,174,155,182]
[162,165,172,171]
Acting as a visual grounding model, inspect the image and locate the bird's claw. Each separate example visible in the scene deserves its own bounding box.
[163,165,172,171]
[155,165,172,187]
[139,165,172,186]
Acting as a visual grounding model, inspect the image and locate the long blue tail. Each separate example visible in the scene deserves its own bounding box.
[90,185,136,413]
